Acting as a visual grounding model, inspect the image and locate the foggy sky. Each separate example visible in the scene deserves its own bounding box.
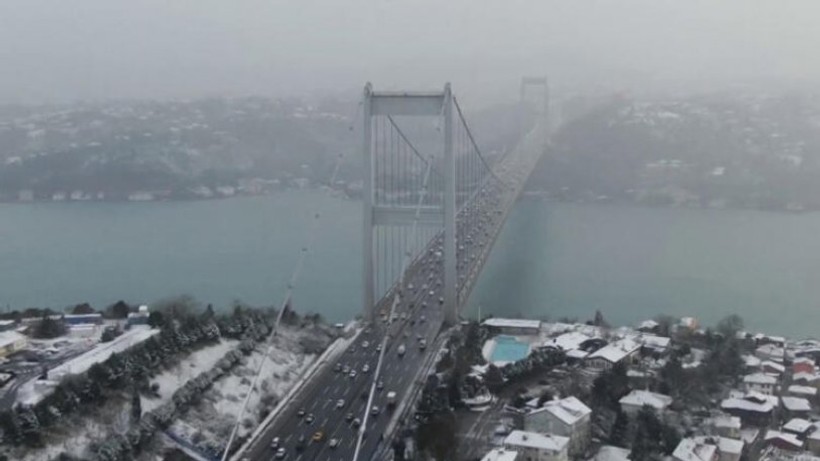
[1,0,818,104]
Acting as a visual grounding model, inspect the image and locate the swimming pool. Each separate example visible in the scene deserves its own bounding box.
[490,335,531,363]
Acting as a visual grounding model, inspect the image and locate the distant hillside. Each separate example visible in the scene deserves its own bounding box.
[0,98,357,200]
[0,97,527,201]
[529,93,820,211]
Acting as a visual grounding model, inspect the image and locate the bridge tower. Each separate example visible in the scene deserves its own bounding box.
[361,83,459,325]
[519,76,550,132]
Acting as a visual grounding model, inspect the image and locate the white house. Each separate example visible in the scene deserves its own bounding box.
[781,396,812,419]
[712,415,741,439]
[592,445,631,461]
[0,331,28,358]
[743,373,777,395]
[483,318,542,336]
[619,390,673,416]
[788,384,817,399]
[523,396,591,456]
[481,448,520,461]
[672,437,717,461]
[503,430,569,461]
[586,338,642,370]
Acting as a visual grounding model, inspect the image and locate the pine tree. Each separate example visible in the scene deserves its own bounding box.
[131,388,142,423]
[609,409,629,447]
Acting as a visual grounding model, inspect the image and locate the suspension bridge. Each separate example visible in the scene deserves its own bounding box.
[230,78,550,461]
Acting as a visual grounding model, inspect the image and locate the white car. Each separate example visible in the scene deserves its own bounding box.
[329,438,340,449]
[362,340,370,348]
[275,447,286,459]
[336,399,345,409]
[349,370,357,378]
[362,363,370,373]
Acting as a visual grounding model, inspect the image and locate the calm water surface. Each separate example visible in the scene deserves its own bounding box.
[2,194,820,337]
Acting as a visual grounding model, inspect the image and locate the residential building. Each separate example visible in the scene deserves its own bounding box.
[592,445,631,461]
[764,430,803,451]
[503,430,569,461]
[0,331,28,358]
[807,426,820,456]
[639,334,671,357]
[619,390,673,416]
[782,418,814,439]
[483,318,542,336]
[743,373,777,395]
[586,338,641,371]
[672,437,717,461]
[761,360,785,375]
[481,448,519,461]
[720,392,778,427]
[755,344,786,363]
[787,385,817,401]
[0,320,16,332]
[794,357,817,375]
[523,396,591,457]
[712,415,741,439]
[781,396,812,420]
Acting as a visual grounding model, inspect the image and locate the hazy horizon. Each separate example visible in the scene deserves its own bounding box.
[1,1,819,105]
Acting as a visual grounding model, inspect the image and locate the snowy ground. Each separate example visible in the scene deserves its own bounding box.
[16,326,161,406]
[142,339,239,412]
[167,327,325,455]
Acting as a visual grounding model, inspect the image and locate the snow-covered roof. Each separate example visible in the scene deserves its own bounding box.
[783,418,813,434]
[713,415,741,430]
[794,357,815,365]
[504,430,568,453]
[743,355,762,367]
[640,334,671,349]
[781,396,812,412]
[0,331,27,349]
[743,373,777,385]
[532,396,592,425]
[566,349,589,359]
[619,390,673,410]
[594,445,631,461]
[483,318,541,330]
[761,360,785,373]
[672,437,717,461]
[765,430,803,448]
[547,331,591,351]
[588,338,641,364]
[0,319,15,327]
[721,394,777,413]
[712,437,744,455]
[480,448,519,461]
[638,319,659,330]
[788,385,817,396]
[793,372,820,383]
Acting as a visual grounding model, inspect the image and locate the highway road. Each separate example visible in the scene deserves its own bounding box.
[240,127,546,461]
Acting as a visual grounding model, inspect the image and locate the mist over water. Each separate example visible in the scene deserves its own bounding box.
[3,194,820,337]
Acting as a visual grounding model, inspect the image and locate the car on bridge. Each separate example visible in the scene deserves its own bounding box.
[274,447,286,459]
[312,430,325,442]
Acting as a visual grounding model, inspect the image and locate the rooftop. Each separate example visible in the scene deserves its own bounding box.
[788,385,818,396]
[588,338,641,364]
[480,448,519,461]
[783,418,813,434]
[672,437,717,461]
[594,445,631,461]
[781,396,812,412]
[531,396,592,425]
[765,430,804,449]
[743,373,777,385]
[0,331,27,349]
[483,318,541,330]
[713,415,741,430]
[619,389,673,410]
[504,430,569,452]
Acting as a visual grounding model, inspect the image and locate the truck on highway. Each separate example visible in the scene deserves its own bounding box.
[387,391,397,408]
[397,344,406,357]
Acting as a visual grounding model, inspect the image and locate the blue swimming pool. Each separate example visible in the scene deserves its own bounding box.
[491,335,531,363]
